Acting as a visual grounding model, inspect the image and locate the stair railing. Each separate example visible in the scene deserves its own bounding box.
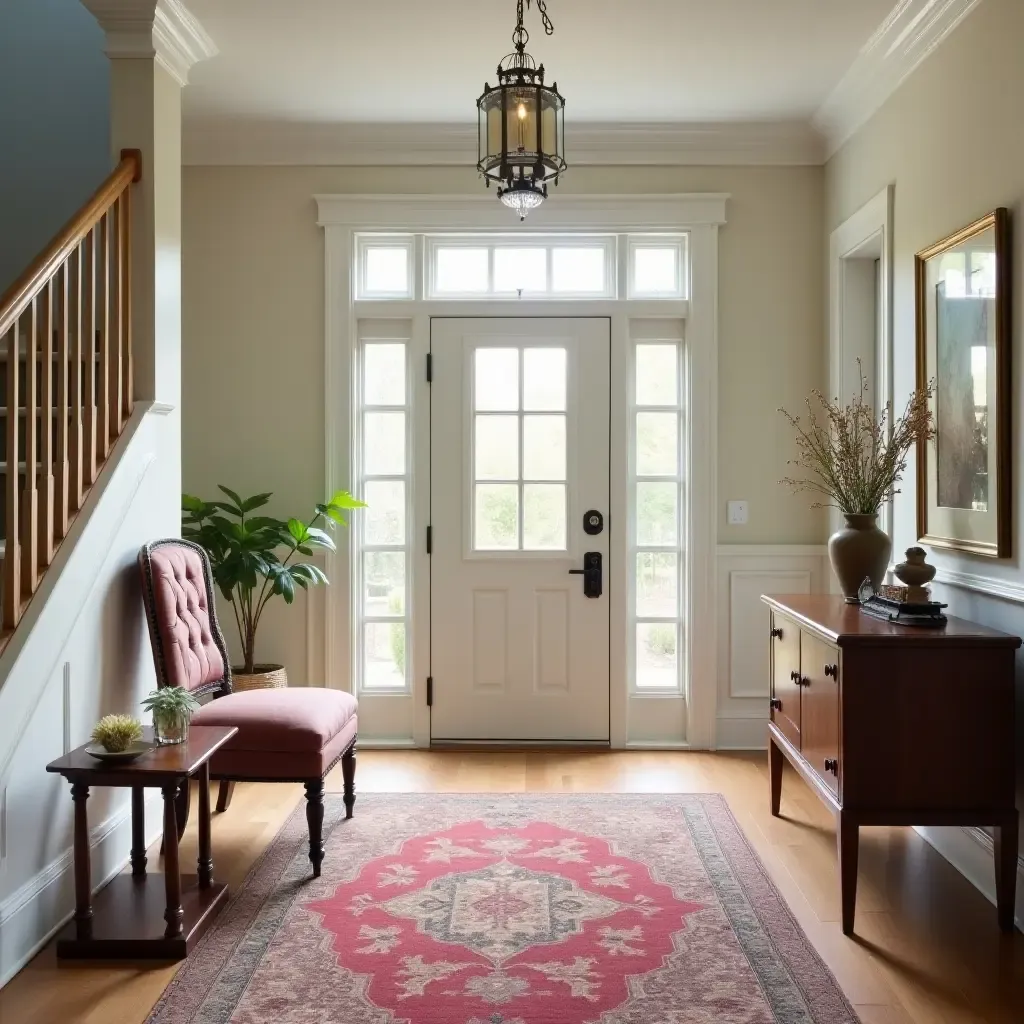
[0,149,141,633]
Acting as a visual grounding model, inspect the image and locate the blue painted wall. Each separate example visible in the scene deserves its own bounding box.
[0,0,109,293]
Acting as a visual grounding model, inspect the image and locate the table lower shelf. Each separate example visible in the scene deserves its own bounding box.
[56,874,228,960]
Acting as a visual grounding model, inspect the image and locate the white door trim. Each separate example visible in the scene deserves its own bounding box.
[829,185,895,542]
[317,193,727,748]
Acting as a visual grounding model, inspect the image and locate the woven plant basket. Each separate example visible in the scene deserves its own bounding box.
[232,664,288,691]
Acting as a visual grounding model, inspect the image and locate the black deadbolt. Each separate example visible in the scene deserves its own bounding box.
[583,510,604,535]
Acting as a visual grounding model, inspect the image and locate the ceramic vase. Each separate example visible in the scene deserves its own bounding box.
[828,513,892,603]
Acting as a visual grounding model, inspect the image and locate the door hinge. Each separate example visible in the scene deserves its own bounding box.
[426,352,433,382]
[426,676,433,706]
[426,524,432,554]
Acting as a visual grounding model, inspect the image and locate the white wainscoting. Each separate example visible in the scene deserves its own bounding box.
[715,545,829,749]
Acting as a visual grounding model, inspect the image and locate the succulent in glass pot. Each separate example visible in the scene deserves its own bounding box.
[141,686,200,746]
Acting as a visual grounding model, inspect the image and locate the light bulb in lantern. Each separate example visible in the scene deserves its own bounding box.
[517,102,527,120]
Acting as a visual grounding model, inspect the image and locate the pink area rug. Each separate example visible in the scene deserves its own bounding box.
[146,794,859,1023]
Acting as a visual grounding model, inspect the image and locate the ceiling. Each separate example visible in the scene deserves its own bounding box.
[182,0,896,126]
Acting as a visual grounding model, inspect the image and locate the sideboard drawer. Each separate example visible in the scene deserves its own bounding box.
[770,613,801,748]
[799,630,841,796]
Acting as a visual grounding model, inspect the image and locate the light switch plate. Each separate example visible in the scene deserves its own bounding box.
[727,500,749,526]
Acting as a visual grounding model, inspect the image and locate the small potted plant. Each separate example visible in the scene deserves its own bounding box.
[142,686,200,746]
[182,487,363,690]
[91,714,144,753]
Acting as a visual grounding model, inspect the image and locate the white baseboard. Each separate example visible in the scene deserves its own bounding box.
[0,792,163,987]
[715,715,768,750]
[915,825,1024,932]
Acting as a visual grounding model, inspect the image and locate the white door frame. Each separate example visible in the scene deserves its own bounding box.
[317,193,727,749]
[829,185,895,541]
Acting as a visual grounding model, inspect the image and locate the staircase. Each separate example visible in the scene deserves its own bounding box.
[0,149,141,644]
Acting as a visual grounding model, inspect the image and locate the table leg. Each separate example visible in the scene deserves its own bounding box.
[838,810,859,936]
[768,736,783,817]
[162,783,184,939]
[130,786,147,878]
[71,783,93,939]
[994,811,1019,932]
[197,762,213,889]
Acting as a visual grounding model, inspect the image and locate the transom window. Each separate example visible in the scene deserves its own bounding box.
[353,234,690,301]
[472,345,569,551]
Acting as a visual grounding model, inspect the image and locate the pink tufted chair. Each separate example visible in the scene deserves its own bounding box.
[138,539,357,877]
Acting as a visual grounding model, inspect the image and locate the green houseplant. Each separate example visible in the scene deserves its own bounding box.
[142,686,200,745]
[182,487,364,688]
[91,714,143,753]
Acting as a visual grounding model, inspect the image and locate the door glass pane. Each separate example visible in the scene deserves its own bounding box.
[364,411,405,475]
[636,623,678,689]
[523,484,566,550]
[365,622,405,689]
[364,246,409,295]
[364,343,405,406]
[633,246,678,294]
[636,412,678,476]
[636,345,678,406]
[475,415,519,480]
[475,348,519,411]
[636,482,678,545]
[636,553,678,617]
[523,415,566,480]
[364,552,405,616]
[475,484,519,549]
[494,248,547,293]
[435,247,489,293]
[363,480,405,545]
[551,247,605,293]
[523,347,566,410]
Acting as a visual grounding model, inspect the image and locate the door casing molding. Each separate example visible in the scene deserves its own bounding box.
[317,193,727,748]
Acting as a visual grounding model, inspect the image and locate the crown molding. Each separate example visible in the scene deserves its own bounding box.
[82,0,217,87]
[182,118,823,167]
[814,0,983,159]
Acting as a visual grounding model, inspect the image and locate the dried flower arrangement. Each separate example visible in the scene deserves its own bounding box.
[779,366,935,515]
[91,714,143,753]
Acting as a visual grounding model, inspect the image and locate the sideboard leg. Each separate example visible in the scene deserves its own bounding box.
[768,737,783,817]
[837,811,859,936]
[994,811,1019,932]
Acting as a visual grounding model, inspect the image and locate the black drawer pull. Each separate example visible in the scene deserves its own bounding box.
[824,663,838,679]
[824,758,838,775]
[770,698,782,712]
[790,670,800,682]
[771,627,783,639]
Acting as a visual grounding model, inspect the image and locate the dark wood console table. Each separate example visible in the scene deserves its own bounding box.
[46,725,238,959]
[762,594,1020,936]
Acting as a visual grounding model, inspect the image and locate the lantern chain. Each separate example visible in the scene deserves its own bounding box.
[513,0,555,54]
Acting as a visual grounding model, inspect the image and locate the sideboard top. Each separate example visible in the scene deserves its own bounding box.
[762,594,1022,648]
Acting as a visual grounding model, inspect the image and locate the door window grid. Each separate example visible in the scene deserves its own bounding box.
[357,340,412,692]
[472,346,569,552]
[631,341,684,692]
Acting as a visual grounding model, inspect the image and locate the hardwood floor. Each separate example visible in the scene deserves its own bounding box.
[1,750,1020,1023]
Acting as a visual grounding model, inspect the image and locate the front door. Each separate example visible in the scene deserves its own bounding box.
[430,318,611,742]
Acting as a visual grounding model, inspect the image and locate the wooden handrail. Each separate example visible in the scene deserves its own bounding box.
[0,149,141,339]
[0,146,141,638]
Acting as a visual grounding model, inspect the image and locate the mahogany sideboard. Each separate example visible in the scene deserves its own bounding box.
[761,593,1020,936]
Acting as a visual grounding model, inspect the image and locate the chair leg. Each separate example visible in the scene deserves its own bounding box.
[174,778,191,842]
[304,780,325,878]
[216,780,235,814]
[342,743,356,820]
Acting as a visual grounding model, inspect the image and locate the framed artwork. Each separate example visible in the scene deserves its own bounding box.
[916,209,1011,557]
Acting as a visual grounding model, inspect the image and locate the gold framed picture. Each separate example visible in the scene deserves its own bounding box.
[916,209,1011,557]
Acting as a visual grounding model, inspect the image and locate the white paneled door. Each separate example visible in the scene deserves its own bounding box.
[430,318,611,741]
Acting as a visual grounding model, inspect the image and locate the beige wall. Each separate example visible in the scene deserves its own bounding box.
[182,163,826,673]
[825,0,1024,896]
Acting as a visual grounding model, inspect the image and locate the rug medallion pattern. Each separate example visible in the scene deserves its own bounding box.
[146,794,860,1024]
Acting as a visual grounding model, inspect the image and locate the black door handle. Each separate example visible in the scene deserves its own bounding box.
[569,552,602,598]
